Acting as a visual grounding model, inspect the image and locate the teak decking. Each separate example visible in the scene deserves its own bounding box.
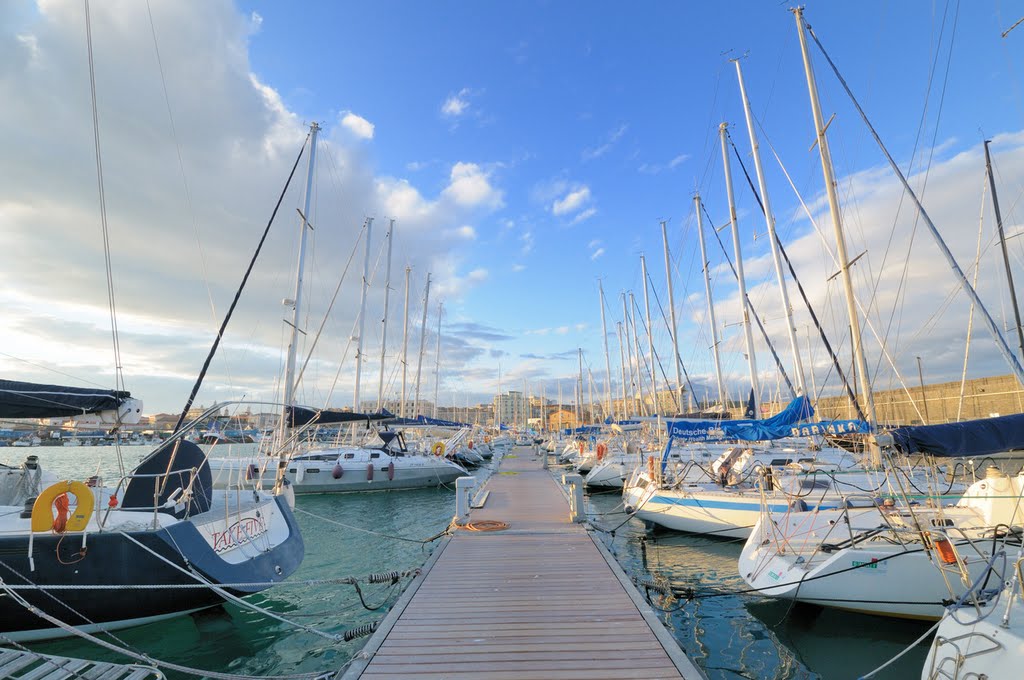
[343,446,703,679]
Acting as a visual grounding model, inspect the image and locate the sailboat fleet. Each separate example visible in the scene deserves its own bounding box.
[7,3,1024,679]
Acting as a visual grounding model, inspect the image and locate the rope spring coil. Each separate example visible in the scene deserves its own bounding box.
[343,620,379,642]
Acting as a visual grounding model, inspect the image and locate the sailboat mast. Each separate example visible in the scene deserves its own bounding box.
[793,8,876,428]
[577,348,584,426]
[621,293,637,415]
[720,123,761,418]
[376,220,394,410]
[280,122,319,443]
[640,254,658,415]
[661,221,684,413]
[984,140,1024,365]
[412,273,431,417]
[735,59,806,394]
[598,280,614,421]
[617,322,628,420]
[352,217,374,412]
[433,301,442,419]
[400,266,411,418]
[629,292,646,415]
[695,193,727,406]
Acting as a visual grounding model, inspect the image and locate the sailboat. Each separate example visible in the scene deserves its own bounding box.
[0,381,303,642]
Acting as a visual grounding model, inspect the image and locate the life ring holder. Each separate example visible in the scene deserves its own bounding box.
[431,442,446,456]
[32,480,94,533]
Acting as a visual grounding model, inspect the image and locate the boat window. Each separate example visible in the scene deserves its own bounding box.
[370,452,381,459]
[380,467,389,472]
[287,468,296,474]
[800,480,830,491]
[343,453,355,460]
[768,458,792,466]
[307,468,320,474]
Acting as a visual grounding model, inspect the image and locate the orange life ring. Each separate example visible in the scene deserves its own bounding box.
[32,480,93,533]
[596,443,608,461]
[431,442,446,456]
[468,440,474,449]
[577,440,585,454]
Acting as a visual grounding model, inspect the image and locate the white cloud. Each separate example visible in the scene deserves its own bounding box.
[441,88,471,118]
[590,247,605,260]
[512,263,526,272]
[442,162,504,209]
[552,185,591,215]
[340,111,374,139]
[583,123,628,161]
[443,225,477,240]
[588,239,602,249]
[0,2,509,413]
[571,207,597,225]
[248,11,263,33]
[555,326,570,335]
[520,230,534,255]
[669,153,690,169]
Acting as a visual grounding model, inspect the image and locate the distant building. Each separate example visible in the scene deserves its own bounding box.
[493,391,528,427]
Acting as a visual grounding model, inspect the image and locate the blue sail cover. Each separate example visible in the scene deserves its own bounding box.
[0,379,132,419]
[890,413,1024,457]
[664,396,864,442]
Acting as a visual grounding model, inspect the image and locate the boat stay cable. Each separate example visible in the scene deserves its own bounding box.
[172,134,310,433]
[727,139,865,421]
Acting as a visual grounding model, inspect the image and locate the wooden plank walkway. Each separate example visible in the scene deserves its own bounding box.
[343,446,704,679]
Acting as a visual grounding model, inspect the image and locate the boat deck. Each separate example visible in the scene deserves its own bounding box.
[0,647,162,679]
[343,446,703,679]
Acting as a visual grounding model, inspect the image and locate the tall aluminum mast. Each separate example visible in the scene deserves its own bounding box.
[376,219,394,410]
[735,58,806,393]
[352,217,374,412]
[433,301,442,418]
[640,254,658,415]
[720,123,761,418]
[695,193,727,406]
[279,121,319,450]
[412,273,431,417]
[793,7,875,429]
[661,221,684,412]
[399,265,411,418]
[621,293,638,414]
[616,321,629,419]
[598,279,614,421]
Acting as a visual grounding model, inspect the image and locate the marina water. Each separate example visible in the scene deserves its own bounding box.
[25,445,930,679]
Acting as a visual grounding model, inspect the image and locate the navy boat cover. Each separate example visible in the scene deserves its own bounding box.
[890,413,1024,457]
[0,379,131,419]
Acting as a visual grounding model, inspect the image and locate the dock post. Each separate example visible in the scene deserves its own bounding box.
[541,446,548,469]
[561,473,585,523]
[454,476,477,525]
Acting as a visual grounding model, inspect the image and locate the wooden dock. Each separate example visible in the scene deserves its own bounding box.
[343,446,703,679]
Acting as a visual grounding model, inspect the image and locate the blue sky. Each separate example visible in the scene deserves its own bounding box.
[2,1,1024,416]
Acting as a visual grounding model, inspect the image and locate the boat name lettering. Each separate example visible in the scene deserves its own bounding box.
[789,420,866,437]
[211,517,267,553]
[851,558,886,572]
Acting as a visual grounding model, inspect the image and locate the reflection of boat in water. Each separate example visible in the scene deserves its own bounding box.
[745,599,932,678]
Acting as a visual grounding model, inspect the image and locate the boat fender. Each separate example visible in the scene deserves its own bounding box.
[387,461,395,481]
[647,455,656,479]
[366,463,374,481]
[577,440,585,455]
[332,464,344,479]
[295,463,305,484]
[32,480,94,533]
[431,442,446,457]
[468,440,474,449]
